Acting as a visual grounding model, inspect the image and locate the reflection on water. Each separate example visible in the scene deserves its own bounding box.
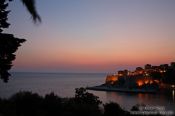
[173,90,175,102]
[0,72,174,112]
[103,91,175,111]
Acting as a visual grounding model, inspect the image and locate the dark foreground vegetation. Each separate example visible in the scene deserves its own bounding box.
[0,88,169,116]
[0,88,129,116]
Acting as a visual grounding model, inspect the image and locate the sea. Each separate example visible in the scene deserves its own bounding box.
[0,72,174,112]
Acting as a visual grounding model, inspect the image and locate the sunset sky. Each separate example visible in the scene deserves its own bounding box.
[6,0,175,73]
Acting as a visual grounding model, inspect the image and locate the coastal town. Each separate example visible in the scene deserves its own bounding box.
[88,62,175,93]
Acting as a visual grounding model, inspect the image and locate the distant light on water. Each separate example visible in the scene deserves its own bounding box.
[171,85,175,88]
[172,90,175,101]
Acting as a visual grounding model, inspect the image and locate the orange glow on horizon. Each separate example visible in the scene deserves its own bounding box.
[8,0,175,72]
[13,31,175,72]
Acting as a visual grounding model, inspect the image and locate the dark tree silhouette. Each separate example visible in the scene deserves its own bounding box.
[0,88,103,116]
[0,0,41,82]
[0,33,25,82]
[75,87,102,105]
[103,102,129,116]
[0,0,10,33]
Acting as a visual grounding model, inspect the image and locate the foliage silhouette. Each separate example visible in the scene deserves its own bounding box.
[0,0,41,82]
[0,88,133,116]
[103,102,129,116]
[0,0,10,32]
[20,0,41,23]
[63,87,102,116]
[75,87,102,105]
[9,0,41,23]
[0,0,26,82]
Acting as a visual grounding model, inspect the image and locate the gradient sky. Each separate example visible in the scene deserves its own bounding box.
[6,0,175,73]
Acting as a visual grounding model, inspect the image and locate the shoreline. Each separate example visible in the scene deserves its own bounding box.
[87,86,158,93]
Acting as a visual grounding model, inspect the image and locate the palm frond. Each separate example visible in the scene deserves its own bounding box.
[21,0,41,23]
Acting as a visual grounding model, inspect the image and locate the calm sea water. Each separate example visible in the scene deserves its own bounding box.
[0,72,174,112]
